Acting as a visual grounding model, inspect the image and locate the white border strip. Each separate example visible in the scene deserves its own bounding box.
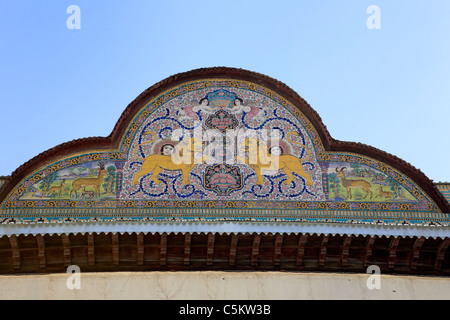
[1,221,449,239]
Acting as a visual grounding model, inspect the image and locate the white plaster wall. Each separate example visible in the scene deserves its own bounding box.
[0,271,449,300]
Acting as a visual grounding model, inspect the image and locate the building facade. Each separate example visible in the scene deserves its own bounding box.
[0,68,449,299]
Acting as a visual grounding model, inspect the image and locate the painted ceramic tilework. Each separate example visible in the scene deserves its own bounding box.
[19,160,118,201]
[437,184,450,203]
[0,79,443,224]
[121,88,325,202]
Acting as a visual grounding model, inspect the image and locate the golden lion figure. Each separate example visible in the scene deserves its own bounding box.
[132,137,205,185]
[236,137,313,186]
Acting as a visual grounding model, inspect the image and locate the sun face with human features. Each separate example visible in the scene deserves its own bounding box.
[161,144,175,156]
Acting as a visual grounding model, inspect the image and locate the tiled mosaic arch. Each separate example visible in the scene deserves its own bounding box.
[0,67,449,225]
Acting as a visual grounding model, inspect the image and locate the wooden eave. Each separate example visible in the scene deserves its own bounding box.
[0,232,449,276]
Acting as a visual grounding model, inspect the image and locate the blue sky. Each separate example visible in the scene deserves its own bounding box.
[0,0,449,182]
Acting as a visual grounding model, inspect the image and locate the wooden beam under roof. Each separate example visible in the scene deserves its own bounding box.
[319,235,329,268]
[251,234,261,267]
[229,234,239,267]
[388,237,400,269]
[36,234,46,269]
[206,233,215,266]
[364,236,376,267]
[61,234,71,267]
[296,234,309,268]
[435,238,450,273]
[160,233,167,266]
[411,236,426,271]
[9,235,20,270]
[184,233,191,266]
[87,234,95,266]
[112,233,119,266]
[137,233,144,266]
[274,234,284,266]
[341,235,352,268]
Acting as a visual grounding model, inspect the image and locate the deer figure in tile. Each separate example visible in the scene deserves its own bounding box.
[70,162,107,198]
[335,167,373,200]
[46,179,66,197]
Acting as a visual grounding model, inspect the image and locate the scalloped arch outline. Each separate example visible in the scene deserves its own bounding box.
[0,67,448,224]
